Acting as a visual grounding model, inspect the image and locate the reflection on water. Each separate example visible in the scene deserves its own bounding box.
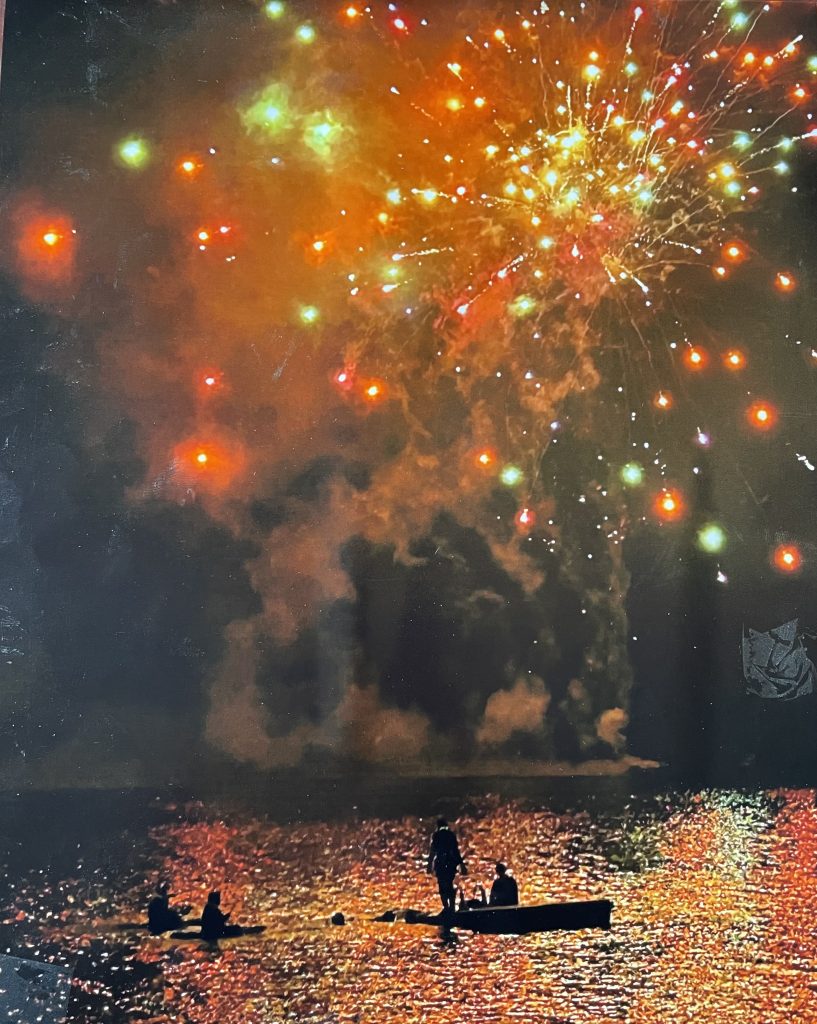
[2,787,816,1022]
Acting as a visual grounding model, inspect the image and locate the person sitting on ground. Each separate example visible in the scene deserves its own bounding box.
[489,862,519,907]
[147,881,187,934]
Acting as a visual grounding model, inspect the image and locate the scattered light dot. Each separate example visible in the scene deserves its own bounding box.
[684,346,708,371]
[724,349,746,370]
[299,304,319,324]
[697,522,727,554]
[654,488,685,522]
[264,0,285,18]
[747,400,778,431]
[509,295,536,318]
[654,391,673,410]
[774,544,806,577]
[773,544,802,573]
[295,23,316,43]
[500,465,524,487]
[620,463,644,487]
[116,137,150,169]
[722,240,746,263]
[775,271,796,293]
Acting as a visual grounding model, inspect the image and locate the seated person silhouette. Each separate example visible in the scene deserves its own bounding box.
[200,891,246,941]
[457,885,488,911]
[147,882,188,934]
[489,863,519,907]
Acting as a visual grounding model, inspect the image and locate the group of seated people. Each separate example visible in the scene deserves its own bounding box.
[147,883,244,940]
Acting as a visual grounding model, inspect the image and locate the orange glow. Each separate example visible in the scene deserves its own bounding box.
[362,378,386,401]
[515,506,535,530]
[775,271,796,293]
[722,240,747,263]
[773,544,802,573]
[723,349,746,371]
[197,369,225,395]
[345,6,359,17]
[743,52,756,65]
[792,86,808,101]
[712,264,728,279]
[684,346,708,371]
[654,487,685,522]
[747,400,778,431]
[653,390,673,410]
[178,157,201,176]
[18,212,76,290]
[197,229,211,242]
[476,449,496,468]
[174,438,244,489]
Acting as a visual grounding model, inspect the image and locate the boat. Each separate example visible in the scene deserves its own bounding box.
[381,900,612,935]
[169,925,266,941]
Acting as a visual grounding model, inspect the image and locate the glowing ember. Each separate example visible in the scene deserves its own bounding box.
[747,401,778,431]
[773,544,802,572]
[654,488,685,522]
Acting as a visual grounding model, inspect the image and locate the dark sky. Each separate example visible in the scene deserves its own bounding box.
[2,0,817,789]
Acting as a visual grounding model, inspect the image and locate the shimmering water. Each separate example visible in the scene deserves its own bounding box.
[2,785,817,1023]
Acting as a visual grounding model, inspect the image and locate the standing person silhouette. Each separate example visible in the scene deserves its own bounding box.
[427,818,467,911]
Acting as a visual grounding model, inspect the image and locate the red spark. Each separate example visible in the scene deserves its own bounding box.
[773,544,802,573]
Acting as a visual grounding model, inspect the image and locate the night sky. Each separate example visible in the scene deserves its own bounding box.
[2,0,817,789]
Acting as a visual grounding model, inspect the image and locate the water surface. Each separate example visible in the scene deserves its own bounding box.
[2,783,816,1023]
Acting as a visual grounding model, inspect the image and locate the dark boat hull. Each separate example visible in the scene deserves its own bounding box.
[409,900,612,935]
[170,925,266,941]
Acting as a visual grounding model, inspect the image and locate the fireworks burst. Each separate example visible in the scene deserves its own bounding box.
[238,0,813,562]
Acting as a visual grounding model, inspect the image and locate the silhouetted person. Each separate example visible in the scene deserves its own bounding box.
[147,882,186,934]
[489,863,519,907]
[200,891,242,941]
[427,818,467,911]
[457,884,487,911]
